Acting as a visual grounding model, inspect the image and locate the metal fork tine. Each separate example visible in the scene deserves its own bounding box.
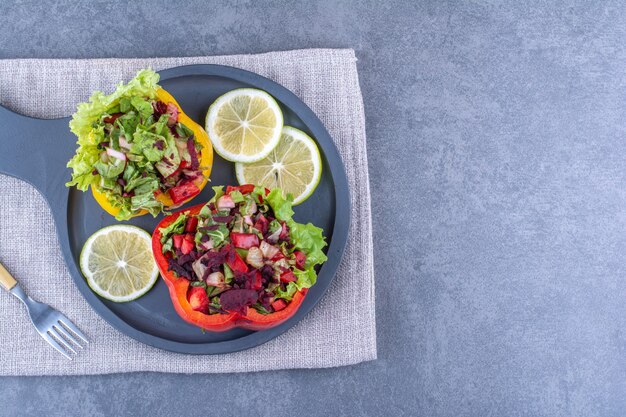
[54,322,83,349]
[42,332,72,360]
[58,318,89,344]
[51,325,79,353]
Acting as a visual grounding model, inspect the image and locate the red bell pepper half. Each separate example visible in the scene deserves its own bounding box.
[152,203,308,332]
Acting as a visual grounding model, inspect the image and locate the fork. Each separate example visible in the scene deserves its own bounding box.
[0,261,88,360]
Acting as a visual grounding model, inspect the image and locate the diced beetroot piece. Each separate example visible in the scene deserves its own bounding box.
[212,215,234,223]
[219,289,258,314]
[279,222,289,240]
[227,252,248,273]
[294,251,306,270]
[271,299,287,312]
[188,287,209,312]
[153,101,167,117]
[181,236,195,255]
[280,270,297,283]
[169,181,201,205]
[185,217,199,233]
[251,271,263,290]
[172,234,185,250]
[187,139,199,170]
[166,103,179,126]
[230,232,260,249]
[103,112,123,124]
[253,214,269,234]
[216,194,235,209]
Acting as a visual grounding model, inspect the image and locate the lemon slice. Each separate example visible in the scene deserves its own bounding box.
[205,88,283,162]
[79,225,158,302]
[235,126,322,205]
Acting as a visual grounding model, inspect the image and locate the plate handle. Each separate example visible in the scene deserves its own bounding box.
[0,105,73,210]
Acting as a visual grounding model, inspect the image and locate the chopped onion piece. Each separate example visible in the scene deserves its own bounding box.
[246,247,264,269]
[260,241,279,259]
[106,147,126,161]
[119,137,130,149]
[267,228,281,244]
[217,195,235,209]
[206,271,225,287]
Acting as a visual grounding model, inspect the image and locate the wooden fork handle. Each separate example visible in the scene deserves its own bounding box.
[0,262,17,291]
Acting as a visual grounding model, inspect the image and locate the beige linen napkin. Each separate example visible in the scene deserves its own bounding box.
[0,49,376,375]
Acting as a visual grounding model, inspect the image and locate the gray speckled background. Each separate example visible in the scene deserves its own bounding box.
[1,1,625,416]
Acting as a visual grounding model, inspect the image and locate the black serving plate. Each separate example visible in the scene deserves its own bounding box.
[0,65,350,354]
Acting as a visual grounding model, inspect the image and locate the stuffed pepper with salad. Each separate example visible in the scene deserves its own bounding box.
[66,69,213,220]
[152,184,327,331]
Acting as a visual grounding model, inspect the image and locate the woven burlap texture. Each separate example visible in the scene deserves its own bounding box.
[0,49,375,375]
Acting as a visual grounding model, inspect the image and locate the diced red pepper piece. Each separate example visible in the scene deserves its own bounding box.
[188,287,209,312]
[257,188,271,204]
[181,236,195,255]
[253,214,269,234]
[227,251,248,273]
[172,234,185,250]
[230,232,260,249]
[294,251,306,270]
[166,160,191,179]
[185,216,199,233]
[169,181,201,205]
[271,299,287,312]
[226,184,255,194]
[271,251,286,262]
[280,270,297,283]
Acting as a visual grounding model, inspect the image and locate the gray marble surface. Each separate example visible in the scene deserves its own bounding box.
[1,1,625,416]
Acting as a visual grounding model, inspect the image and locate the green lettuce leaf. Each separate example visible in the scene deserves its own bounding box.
[68,69,159,141]
[264,188,327,267]
[263,187,328,296]
[265,188,294,220]
[294,267,318,289]
[158,212,188,244]
[65,69,161,215]
[274,282,298,301]
[229,190,244,203]
[287,220,328,268]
